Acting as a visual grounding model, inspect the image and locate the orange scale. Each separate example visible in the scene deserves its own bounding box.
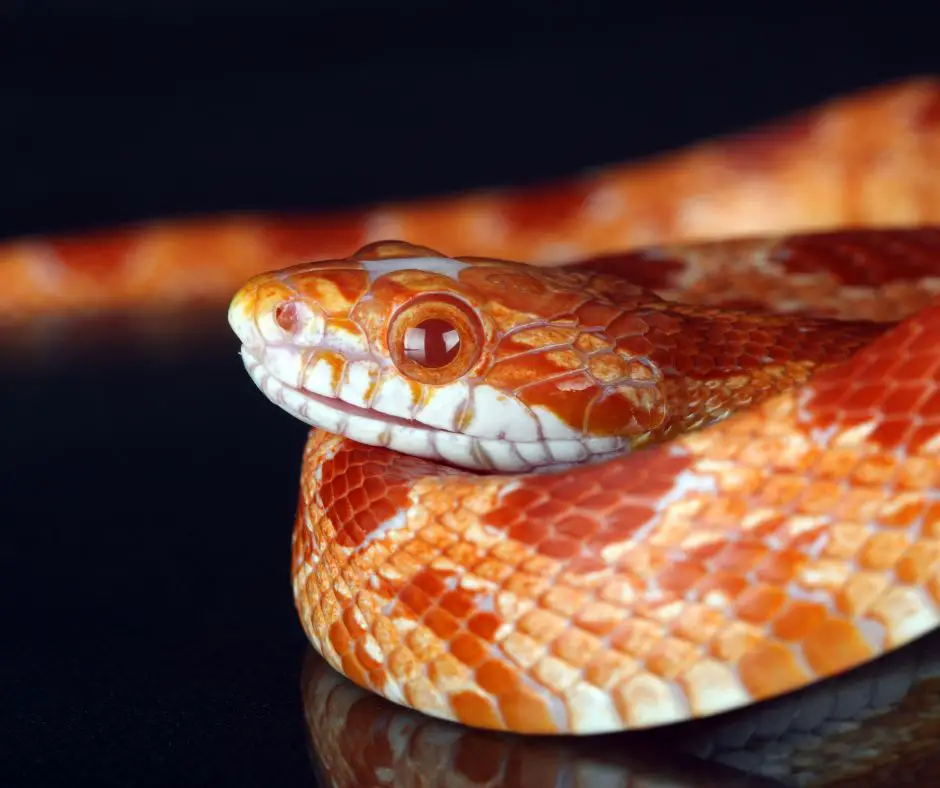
[328,619,352,656]
[857,531,911,571]
[451,691,503,730]
[539,537,580,560]
[397,584,434,616]
[801,619,874,677]
[574,301,624,328]
[500,487,546,509]
[849,455,901,486]
[737,641,810,701]
[895,542,940,584]
[614,334,655,357]
[644,636,702,680]
[656,560,709,595]
[498,690,556,733]
[507,521,548,547]
[923,502,940,537]
[804,380,857,416]
[475,659,523,696]
[354,639,385,672]
[771,600,830,641]
[369,497,405,525]
[891,352,940,383]
[909,421,940,452]
[411,568,450,598]
[710,540,770,574]
[341,605,367,639]
[881,382,931,416]
[869,417,916,450]
[424,608,461,639]
[438,589,476,620]
[695,571,750,602]
[554,513,600,540]
[919,387,940,418]
[754,548,808,584]
[467,611,502,641]
[336,521,367,549]
[578,489,634,512]
[875,497,928,528]
[591,510,657,544]
[546,477,599,503]
[450,632,489,667]
[484,506,523,530]
[564,555,608,574]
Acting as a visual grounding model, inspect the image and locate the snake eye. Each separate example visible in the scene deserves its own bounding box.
[388,294,483,384]
[274,300,300,333]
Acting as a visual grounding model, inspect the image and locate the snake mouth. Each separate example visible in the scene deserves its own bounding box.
[240,344,451,436]
[238,343,623,473]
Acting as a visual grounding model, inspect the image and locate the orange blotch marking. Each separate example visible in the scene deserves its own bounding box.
[498,181,595,234]
[318,448,411,549]
[514,372,598,431]
[48,228,140,281]
[260,214,366,262]
[287,269,369,315]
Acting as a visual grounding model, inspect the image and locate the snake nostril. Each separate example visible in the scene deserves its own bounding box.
[274,300,300,334]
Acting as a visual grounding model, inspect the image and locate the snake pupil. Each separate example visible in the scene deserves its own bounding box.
[404,318,460,368]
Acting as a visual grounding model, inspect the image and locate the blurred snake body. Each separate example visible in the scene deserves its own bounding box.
[8,79,940,738]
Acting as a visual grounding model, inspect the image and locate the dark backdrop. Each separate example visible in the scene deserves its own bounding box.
[2,5,938,786]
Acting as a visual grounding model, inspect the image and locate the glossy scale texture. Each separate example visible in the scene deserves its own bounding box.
[238,228,940,735]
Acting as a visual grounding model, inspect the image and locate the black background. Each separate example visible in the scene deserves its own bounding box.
[3,5,939,786]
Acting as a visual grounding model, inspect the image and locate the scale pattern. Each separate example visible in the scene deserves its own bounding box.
[274,230,940,734]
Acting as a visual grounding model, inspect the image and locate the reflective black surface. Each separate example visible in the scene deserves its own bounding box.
[3,7,939,786]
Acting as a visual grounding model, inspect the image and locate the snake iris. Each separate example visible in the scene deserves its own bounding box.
[228,230,940,735]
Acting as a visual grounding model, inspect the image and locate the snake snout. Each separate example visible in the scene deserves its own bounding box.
[228,277,329,352]
[227,282,263,349]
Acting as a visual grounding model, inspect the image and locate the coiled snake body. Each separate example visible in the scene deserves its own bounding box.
[7,79,940,740]
[229,230,940,735]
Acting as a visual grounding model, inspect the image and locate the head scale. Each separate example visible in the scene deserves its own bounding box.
[228,240,673,472]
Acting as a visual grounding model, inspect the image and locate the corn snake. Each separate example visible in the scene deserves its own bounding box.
[9,78,940,748]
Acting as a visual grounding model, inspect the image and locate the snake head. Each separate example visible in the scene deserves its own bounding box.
[228,240,680,472]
